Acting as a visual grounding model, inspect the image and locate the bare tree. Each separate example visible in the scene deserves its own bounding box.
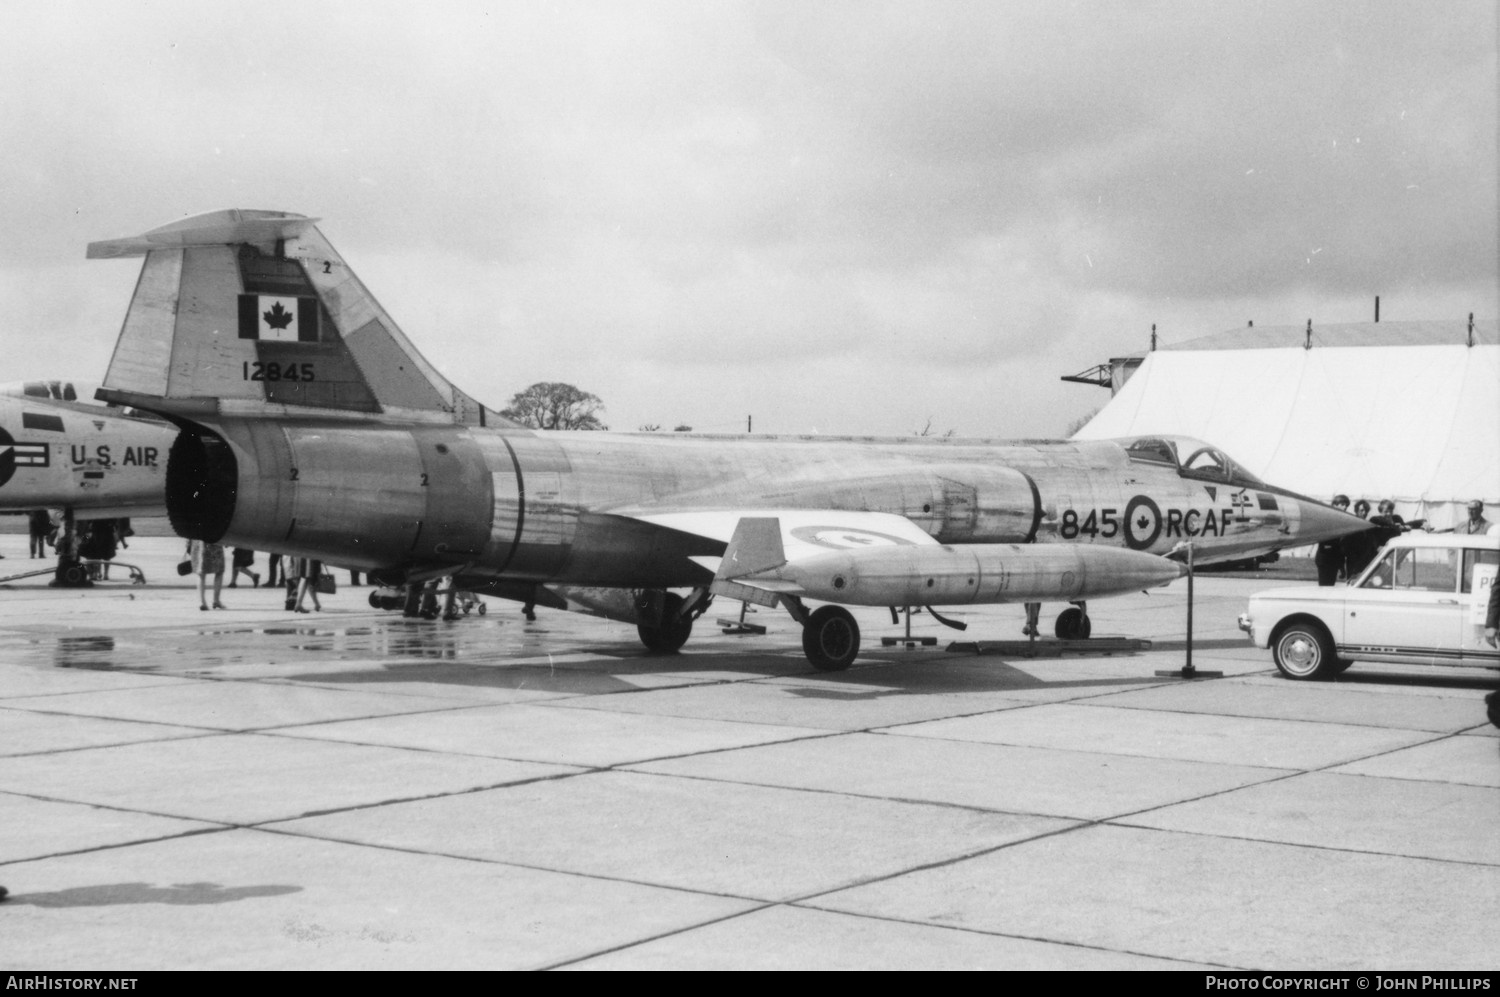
[501,382,608,430]
[913,418,956,438]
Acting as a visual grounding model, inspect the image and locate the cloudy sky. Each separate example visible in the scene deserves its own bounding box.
[2,0,1494,437]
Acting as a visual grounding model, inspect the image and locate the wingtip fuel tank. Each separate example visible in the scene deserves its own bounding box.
[727,538,1185,608]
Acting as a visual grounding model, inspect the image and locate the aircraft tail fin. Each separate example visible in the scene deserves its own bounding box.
[90,209,504,425]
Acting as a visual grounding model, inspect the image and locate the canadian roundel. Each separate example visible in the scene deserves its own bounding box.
[1123,495,1163,550]
[788,525,913,550]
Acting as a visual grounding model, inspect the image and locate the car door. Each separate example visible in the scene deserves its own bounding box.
[1345,547,1461,663]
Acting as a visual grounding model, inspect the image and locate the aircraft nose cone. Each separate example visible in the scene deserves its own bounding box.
[1294,499,1371,546]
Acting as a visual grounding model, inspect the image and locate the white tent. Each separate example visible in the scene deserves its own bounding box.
[1074,321,1499,531]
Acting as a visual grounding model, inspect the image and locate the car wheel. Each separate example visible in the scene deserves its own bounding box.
[1272,621,1338,680]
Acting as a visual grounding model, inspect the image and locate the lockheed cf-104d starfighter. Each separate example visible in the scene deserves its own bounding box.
[85,210,1366,668]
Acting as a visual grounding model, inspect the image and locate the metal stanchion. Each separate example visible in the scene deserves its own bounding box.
[1157,542,1222,679]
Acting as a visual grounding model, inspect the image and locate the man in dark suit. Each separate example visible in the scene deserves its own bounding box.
[1315,494,1351,585]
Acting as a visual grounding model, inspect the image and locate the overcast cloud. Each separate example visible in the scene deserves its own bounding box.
[1,0,1494,436]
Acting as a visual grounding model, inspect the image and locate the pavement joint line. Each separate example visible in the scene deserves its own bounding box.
[775,814,1101,906]
[1100,819,1500,870]
[249,720,848,767]
[1075,696,1499,734]
[780,900,1242,971]
[0,729,225,759]
[534,901,785,970]
[244,821,787,906]
[862,717,1460,771]
[0,682,201,702]
[594,760,1191,824]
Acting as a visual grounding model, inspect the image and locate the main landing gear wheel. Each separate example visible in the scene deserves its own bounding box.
[803,605,860,671]
[1055,606,1091,640]
[1272,621,1337,680]
[638,592,694,653]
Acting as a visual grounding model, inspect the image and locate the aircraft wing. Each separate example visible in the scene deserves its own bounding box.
[625,509,938,605]
[628,509,936,560]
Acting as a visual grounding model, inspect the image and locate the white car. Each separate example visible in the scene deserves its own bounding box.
[1239,532,1500,680]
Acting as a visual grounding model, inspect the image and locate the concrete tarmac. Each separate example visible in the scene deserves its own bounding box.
[0,536,1495,970]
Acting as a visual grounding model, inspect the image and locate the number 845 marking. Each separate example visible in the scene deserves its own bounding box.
[1059,508,1119,539]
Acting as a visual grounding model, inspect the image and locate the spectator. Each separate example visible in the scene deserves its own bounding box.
[78,521,118,580]
[292,556,324,613]
[28,510,51,559]
[187,539,226,611]
[1344,499,1380,577]
[264,552,283,588]
[1456,500,1492,536]
[229,548,260,588]
[1485,582,1499,729]
[1315,494,1351,585]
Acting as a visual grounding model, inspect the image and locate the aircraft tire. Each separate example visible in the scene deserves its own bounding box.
[803,605,860,671]
[1271,620,1337,680]
[638,593,693,653]
[1055,607,1091,640]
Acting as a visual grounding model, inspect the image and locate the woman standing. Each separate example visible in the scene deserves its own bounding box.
[229,547,260,588]
[187,539,227,611]
[293,555,324,613]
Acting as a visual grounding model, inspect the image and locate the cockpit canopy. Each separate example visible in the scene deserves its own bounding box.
[19,380,79,402]
[1123,436,1266,488]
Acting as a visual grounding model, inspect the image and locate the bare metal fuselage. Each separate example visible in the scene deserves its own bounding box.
[172,421,1325,590]
[0,393,172,519]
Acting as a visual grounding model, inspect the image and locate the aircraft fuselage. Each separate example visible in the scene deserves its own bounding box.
[169,421,1329,588]
[0,392,172,518]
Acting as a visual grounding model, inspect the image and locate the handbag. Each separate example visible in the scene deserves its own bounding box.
[316,573,337,595]
[176,560,193,576]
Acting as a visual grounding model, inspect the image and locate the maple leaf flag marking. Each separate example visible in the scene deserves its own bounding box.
[257,296,301,341]
[238,294,318,342]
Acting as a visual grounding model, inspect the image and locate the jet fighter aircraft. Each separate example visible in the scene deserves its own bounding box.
[0,381,172,583]
[0,381,172,518]
[85,210,1366,668]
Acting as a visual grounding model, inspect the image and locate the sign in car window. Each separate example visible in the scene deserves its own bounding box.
[1468,559,1497,627]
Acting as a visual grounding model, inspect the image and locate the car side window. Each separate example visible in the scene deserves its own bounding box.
[1405,548,1457,592]
[1360,549,1456,592]
[1461,549,1500,594]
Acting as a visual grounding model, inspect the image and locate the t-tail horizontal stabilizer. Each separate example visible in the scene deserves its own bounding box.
[89,209,506,427]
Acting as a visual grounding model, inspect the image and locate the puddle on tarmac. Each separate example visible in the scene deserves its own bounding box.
[54,634,124,671]
[39,616,511,673]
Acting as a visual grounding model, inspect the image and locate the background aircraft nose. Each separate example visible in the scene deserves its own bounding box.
[1295,499,1371,545]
